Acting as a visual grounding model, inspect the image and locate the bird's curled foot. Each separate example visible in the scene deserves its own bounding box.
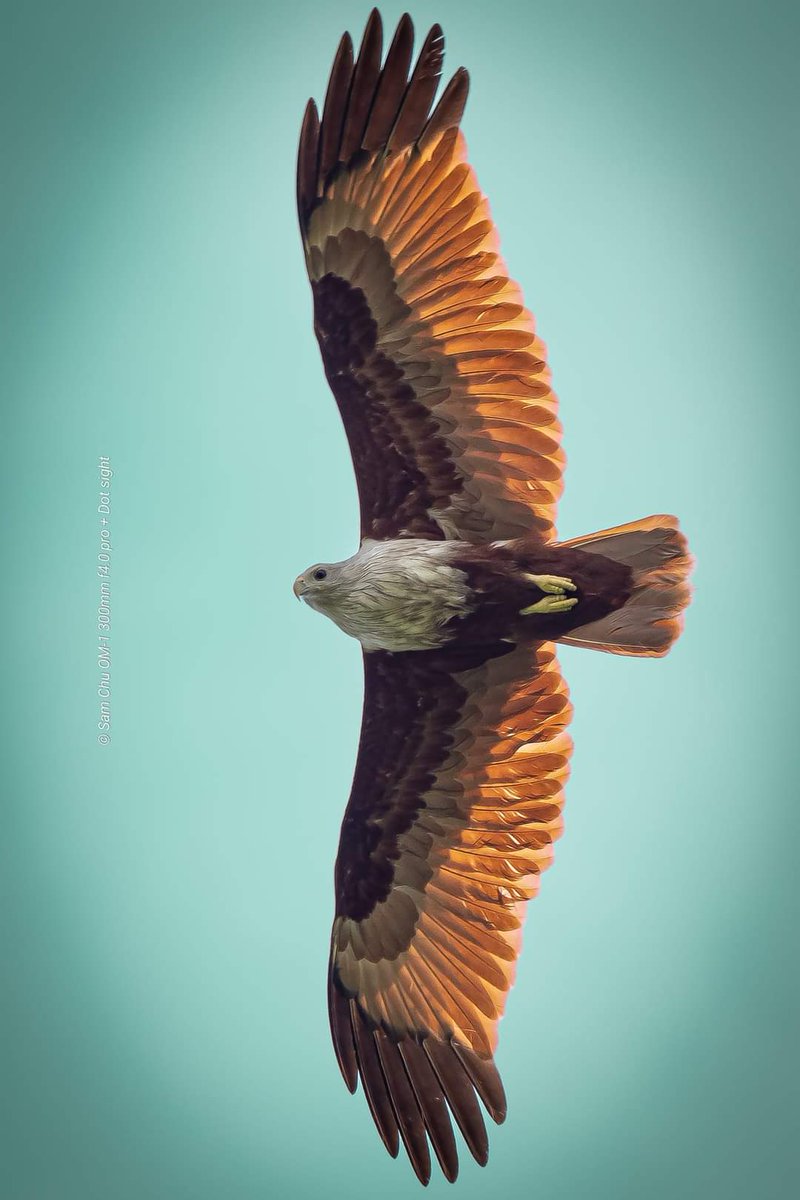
[520,574,578,616]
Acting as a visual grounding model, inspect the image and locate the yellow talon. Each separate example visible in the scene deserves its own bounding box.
[521,574,577,595]
[520,594,579,616]
[519,573,578,616]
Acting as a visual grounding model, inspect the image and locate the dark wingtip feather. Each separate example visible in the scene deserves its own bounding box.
[363,12,415,150]
[363,6,383,52]
[296,98,320,219]
[340,8,383,160]
[328,966,359,1092]
[398,12,415,38]
[351,1004,401,1158]
[319,31,355,185]
[453,1042,507,1124]
[420,66,470,148]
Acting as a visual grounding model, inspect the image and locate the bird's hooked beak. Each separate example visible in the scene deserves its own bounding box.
[293,575,307,600]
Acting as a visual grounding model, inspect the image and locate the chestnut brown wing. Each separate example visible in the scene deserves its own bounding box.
[329,641,573,1182]
[298,11,564,543]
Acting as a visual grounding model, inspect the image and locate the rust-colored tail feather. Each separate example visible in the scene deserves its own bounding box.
[557,515,693,657]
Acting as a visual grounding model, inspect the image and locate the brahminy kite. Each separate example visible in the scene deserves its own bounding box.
[292,10,693,1183]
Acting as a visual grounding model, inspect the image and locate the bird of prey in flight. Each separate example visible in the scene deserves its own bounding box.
[293,9,692,1184]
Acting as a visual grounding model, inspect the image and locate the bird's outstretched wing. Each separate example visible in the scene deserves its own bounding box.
[297,11,564,543]
[329,641,572,1182]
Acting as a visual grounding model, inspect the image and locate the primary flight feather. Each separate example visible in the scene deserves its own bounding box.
[293,10,693,1184]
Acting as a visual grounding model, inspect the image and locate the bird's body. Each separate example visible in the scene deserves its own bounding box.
[291,10,694,1184]
[294,531,671,654]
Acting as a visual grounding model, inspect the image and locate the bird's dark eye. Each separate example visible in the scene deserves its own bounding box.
[313,568,327,581]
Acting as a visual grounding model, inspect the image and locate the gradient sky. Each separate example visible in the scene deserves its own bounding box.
[4,2,798,1197]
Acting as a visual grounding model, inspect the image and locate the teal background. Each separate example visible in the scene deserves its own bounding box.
[4,1,798,1196]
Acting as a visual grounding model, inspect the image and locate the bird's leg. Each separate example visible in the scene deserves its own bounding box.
[519,574,579,616]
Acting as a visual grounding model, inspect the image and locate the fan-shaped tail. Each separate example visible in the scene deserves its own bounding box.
[556,515,693,657]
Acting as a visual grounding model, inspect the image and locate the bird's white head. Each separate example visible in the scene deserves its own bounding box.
[292,561,343,616]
